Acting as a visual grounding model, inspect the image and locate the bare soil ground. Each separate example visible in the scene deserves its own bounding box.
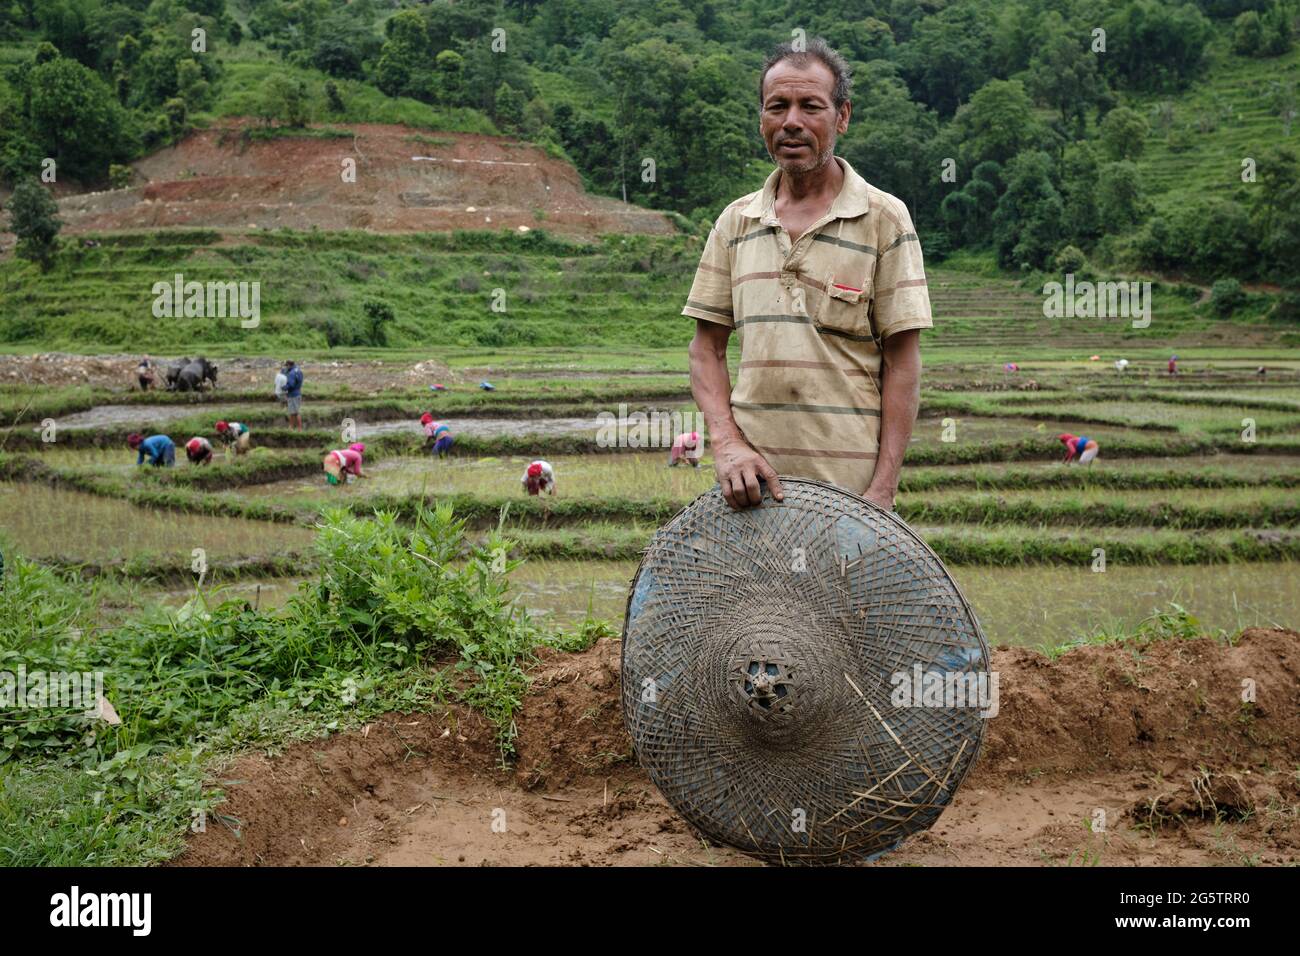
[175,627,1300,867]
[1,123,673,244]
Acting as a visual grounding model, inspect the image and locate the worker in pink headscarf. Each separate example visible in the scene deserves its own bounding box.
[1058,433,1099,465]
[324,442,368,485]
[669,430,703,468]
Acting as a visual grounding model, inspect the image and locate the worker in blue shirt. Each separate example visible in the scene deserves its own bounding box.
[127,432,175,467]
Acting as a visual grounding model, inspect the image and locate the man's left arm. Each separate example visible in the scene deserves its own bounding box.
[864,197,933,511]
[864,330,921,511]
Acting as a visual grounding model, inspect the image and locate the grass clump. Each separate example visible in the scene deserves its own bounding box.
[0,500,547,865]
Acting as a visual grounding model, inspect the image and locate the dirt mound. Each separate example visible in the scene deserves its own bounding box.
[34,123,674,240]
[175,629,1300,866]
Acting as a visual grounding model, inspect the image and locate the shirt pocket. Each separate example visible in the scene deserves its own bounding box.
[815,275,873,339]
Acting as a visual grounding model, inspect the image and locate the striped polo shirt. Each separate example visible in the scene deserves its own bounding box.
[682,156,932,495]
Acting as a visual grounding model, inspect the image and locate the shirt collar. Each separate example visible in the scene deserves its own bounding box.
[741,155,871,223]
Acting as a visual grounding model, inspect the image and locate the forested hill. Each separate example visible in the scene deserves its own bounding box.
[0,0,1297,289]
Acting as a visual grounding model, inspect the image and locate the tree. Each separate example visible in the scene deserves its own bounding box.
[494,82,526,132]
[324,79,345,114]
[1099,106,1149,161]
[898,2,995,116]
[26,55,131,181]
[993,150,1065,270]
[434,49,464,104]
[7,179,62,271]
[259,75,309,127]
[1101,0,1212,92]
[375,10,428,98]
[954,79,1045,169]
[1060,142,1102,245]
[163,97,187,138]
[1250,145,1300,285]
[1026,16,1103,130]
[1096,160,1150,230]
[1233,11,1264,55]
[362,300,395,347]
[176,58,210,111]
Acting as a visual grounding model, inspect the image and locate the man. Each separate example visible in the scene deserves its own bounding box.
[136,356,155,391]
[684,39,931,511]
[283,360,304,430]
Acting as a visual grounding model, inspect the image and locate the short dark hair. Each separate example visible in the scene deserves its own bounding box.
[759,37,853,110]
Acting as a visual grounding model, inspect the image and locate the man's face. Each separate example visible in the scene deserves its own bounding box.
[760,59,850,174]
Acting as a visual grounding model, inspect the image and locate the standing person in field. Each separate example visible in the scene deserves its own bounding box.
[323,442,367,485]
[669,430,704,468]
[215,420,251,456]
[136,356,155,391]
[128,432,175,468]
[522,460,556,496]
[185,436,214,466]
[283,359,304,430]
[274,362,289,405]
[420,413,454,457]
[1167,354,1178,376]
[1058,433,1099,465]
[683,39,931,510]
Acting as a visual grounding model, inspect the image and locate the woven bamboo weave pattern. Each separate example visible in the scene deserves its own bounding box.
[621,478,989,864]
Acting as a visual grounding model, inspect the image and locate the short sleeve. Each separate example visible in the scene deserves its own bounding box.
[872,199,933,339]
[681,221,735,328]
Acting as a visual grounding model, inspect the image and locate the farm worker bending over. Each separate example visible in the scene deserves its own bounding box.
[128,433,175,467]
[522,460,556,496]
[185,437,214,466]
[215,420,251,455]
[1058,433,1099,465]
[669,431,703,468]
[421,413,454,457]
[323,443,367,485]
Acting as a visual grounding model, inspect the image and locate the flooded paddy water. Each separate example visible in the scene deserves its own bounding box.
[0,482,314,563]
[501,558,1300,649]
[53,404,208,430]
[356,416,613,439]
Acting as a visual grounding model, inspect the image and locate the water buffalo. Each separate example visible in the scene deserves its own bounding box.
[175,357,218,392]
[163,358,191,391]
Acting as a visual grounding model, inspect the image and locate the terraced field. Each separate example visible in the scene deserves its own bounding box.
[2,355,1296,650]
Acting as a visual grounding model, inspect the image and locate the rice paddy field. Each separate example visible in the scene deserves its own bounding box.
[3,345,1300,871]
[2,352,1297,650]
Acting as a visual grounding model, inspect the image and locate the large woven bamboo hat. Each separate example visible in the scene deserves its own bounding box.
[621,478,990,865]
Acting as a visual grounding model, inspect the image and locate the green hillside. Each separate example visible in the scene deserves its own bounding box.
[0,229,1290,354]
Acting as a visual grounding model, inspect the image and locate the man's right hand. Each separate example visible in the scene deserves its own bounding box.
[713,438,785,509]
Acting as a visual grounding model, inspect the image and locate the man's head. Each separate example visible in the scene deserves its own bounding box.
[758,38,852,174]
[127,433,143,449]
